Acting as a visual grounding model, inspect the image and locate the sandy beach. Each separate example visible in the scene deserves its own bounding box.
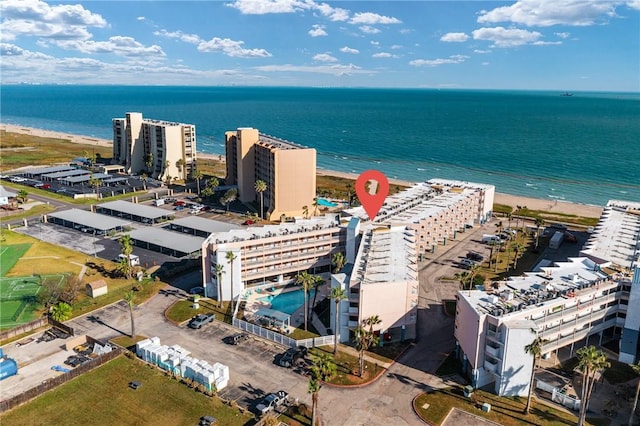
[2,124,604,218]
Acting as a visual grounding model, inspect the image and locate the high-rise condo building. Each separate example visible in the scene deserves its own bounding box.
[113,112,196,181]
[225,128,316,221]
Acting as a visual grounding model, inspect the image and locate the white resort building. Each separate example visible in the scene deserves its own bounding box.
[201,178,495,343]
[454,199,640,397]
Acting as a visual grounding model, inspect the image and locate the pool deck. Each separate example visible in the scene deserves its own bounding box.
[241,282,329,330]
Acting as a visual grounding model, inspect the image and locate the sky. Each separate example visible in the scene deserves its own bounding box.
[1,0,639,91]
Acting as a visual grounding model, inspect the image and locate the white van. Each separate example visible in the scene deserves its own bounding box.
[116,254,140,266]
[153,198,165,206]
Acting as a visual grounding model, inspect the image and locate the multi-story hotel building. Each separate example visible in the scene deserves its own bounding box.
[454,200,640,397]
[332,223,419,343]
[225,127,316,221]
[201,214,344,301]
[344,179,495,253]
[113,112,196,180]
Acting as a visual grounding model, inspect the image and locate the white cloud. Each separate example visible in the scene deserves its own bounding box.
[477,0,626,27]
[390,44,402,50]
[154,29,202,44]
[308,24,327,37]
[440,32,469,42]
[350,12,401,25]
[226,0,307,15]
[372,52,397,58]
[409,54,468,67]
[474,49,492,54]
[313,3,350,21]
[0,0,106,41]
[555,32,570,38]
[359,25,380,34]
[313,53,337,62]
[197,37,272,58]
[370,41,380,46]
[55,36,166,57]
[472,26,542,47]
[482,62,490,66]
[340,46,359,54]
[254,63,370,76]
[137,16,145,21]
[532,40,562,45]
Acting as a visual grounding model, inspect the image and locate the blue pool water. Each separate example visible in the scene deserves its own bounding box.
[317,198,338,207]
[259,289,317,315]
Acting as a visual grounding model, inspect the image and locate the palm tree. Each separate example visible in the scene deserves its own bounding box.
[225,251,237,313]
[140,172,148,190]
[345,183,353,207]
[145,153,154,173]
[213,263,225,308]
[164,174,172,187]
[192,168,203,195]
[222,188,237,212]
[308,352,337,426]
[331,287,347,355]
[506,212,513,229]
[511,241,525,270]
[175,158,185,178]
[312,197,319,216]
[50,302,72,322]
[207,176,219,191]
[124,291,136,337]
[254,179,267,220]
[454,271,472,291]
[524,330,548,414]
[16,189,28,203]
[534,217,545,249]
[201,186,214,200]
[353,320,380,377]
[331,252,346,274]
[88,173,101,196]
[295,271,314,331]
[629,361,640,426]
[308,275,324,323]
[118,235,134,279]
[364,315,382,335]
[576,346,611,426]
[302,205,309,219]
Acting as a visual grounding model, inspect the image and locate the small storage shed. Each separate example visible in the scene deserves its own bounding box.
[86,279,108,298]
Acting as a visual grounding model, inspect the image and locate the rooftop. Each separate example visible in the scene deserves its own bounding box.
[580,200,640,270]
[22,165,75,176]
[458,257,612,318]
[43,169,90,179]
[97,200,172,220]
[129,227,204,256]
[256,133,308,150]
[352,225,418,285]
[49,208,131,231]
[204,214,340,247]
[169,216,241,234]
[345,179,488,223]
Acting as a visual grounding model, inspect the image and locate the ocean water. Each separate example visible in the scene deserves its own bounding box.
[1,85,638,206]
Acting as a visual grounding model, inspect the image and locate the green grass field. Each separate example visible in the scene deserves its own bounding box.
[0,274,66,329]
[0,355,253,426]
[0,243,32,276]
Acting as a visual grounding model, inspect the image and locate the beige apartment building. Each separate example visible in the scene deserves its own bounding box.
[225,127,316,221]
[113,112,196,180]
[201,214,344,301]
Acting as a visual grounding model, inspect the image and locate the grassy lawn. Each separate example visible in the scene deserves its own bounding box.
[110,335,149,350]
[0,230,165,322]
[0,203,57,222]
[0,355,254,426]
[366,341,412,363]
[165,299,219,323]
[0,243,32,276]
[0,131,112,172]
[309,346,382,385]
[493,203,600,227]
[414,385,586,426]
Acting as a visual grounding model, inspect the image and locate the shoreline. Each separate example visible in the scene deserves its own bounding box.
[1,123,604,218]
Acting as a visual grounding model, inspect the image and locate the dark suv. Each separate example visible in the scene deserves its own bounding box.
[466,251,484,262]
[278,346,308,368]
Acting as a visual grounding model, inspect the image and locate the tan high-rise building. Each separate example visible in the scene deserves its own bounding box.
[113,112,196,181]
[225,128,316,221]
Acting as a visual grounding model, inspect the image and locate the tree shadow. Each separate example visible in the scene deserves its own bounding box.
[86,314,127,336]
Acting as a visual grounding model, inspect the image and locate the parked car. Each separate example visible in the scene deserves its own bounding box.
[199,415,216,426]
[188,313,215,329]
[459,258,478,269]
[256,390,288,415]
[466,251,484,262]
[174,205,185,211]
[189,286,204,295]
[243,220,255,225]
[225,333,250,345]
[278,346,308,368]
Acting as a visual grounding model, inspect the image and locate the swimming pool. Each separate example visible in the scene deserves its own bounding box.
[258,289,316,315]
[316,198,338,207]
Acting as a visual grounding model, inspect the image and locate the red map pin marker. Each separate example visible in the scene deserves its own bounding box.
[355,170,389,221]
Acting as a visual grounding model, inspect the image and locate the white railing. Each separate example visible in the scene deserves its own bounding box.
[232,318,335,349]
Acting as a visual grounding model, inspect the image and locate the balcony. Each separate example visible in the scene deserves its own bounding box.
[484,359,498,373]
[486,343,502,358]
[486,329,502,342]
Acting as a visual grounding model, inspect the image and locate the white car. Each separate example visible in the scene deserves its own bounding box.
[256,390,288,415]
